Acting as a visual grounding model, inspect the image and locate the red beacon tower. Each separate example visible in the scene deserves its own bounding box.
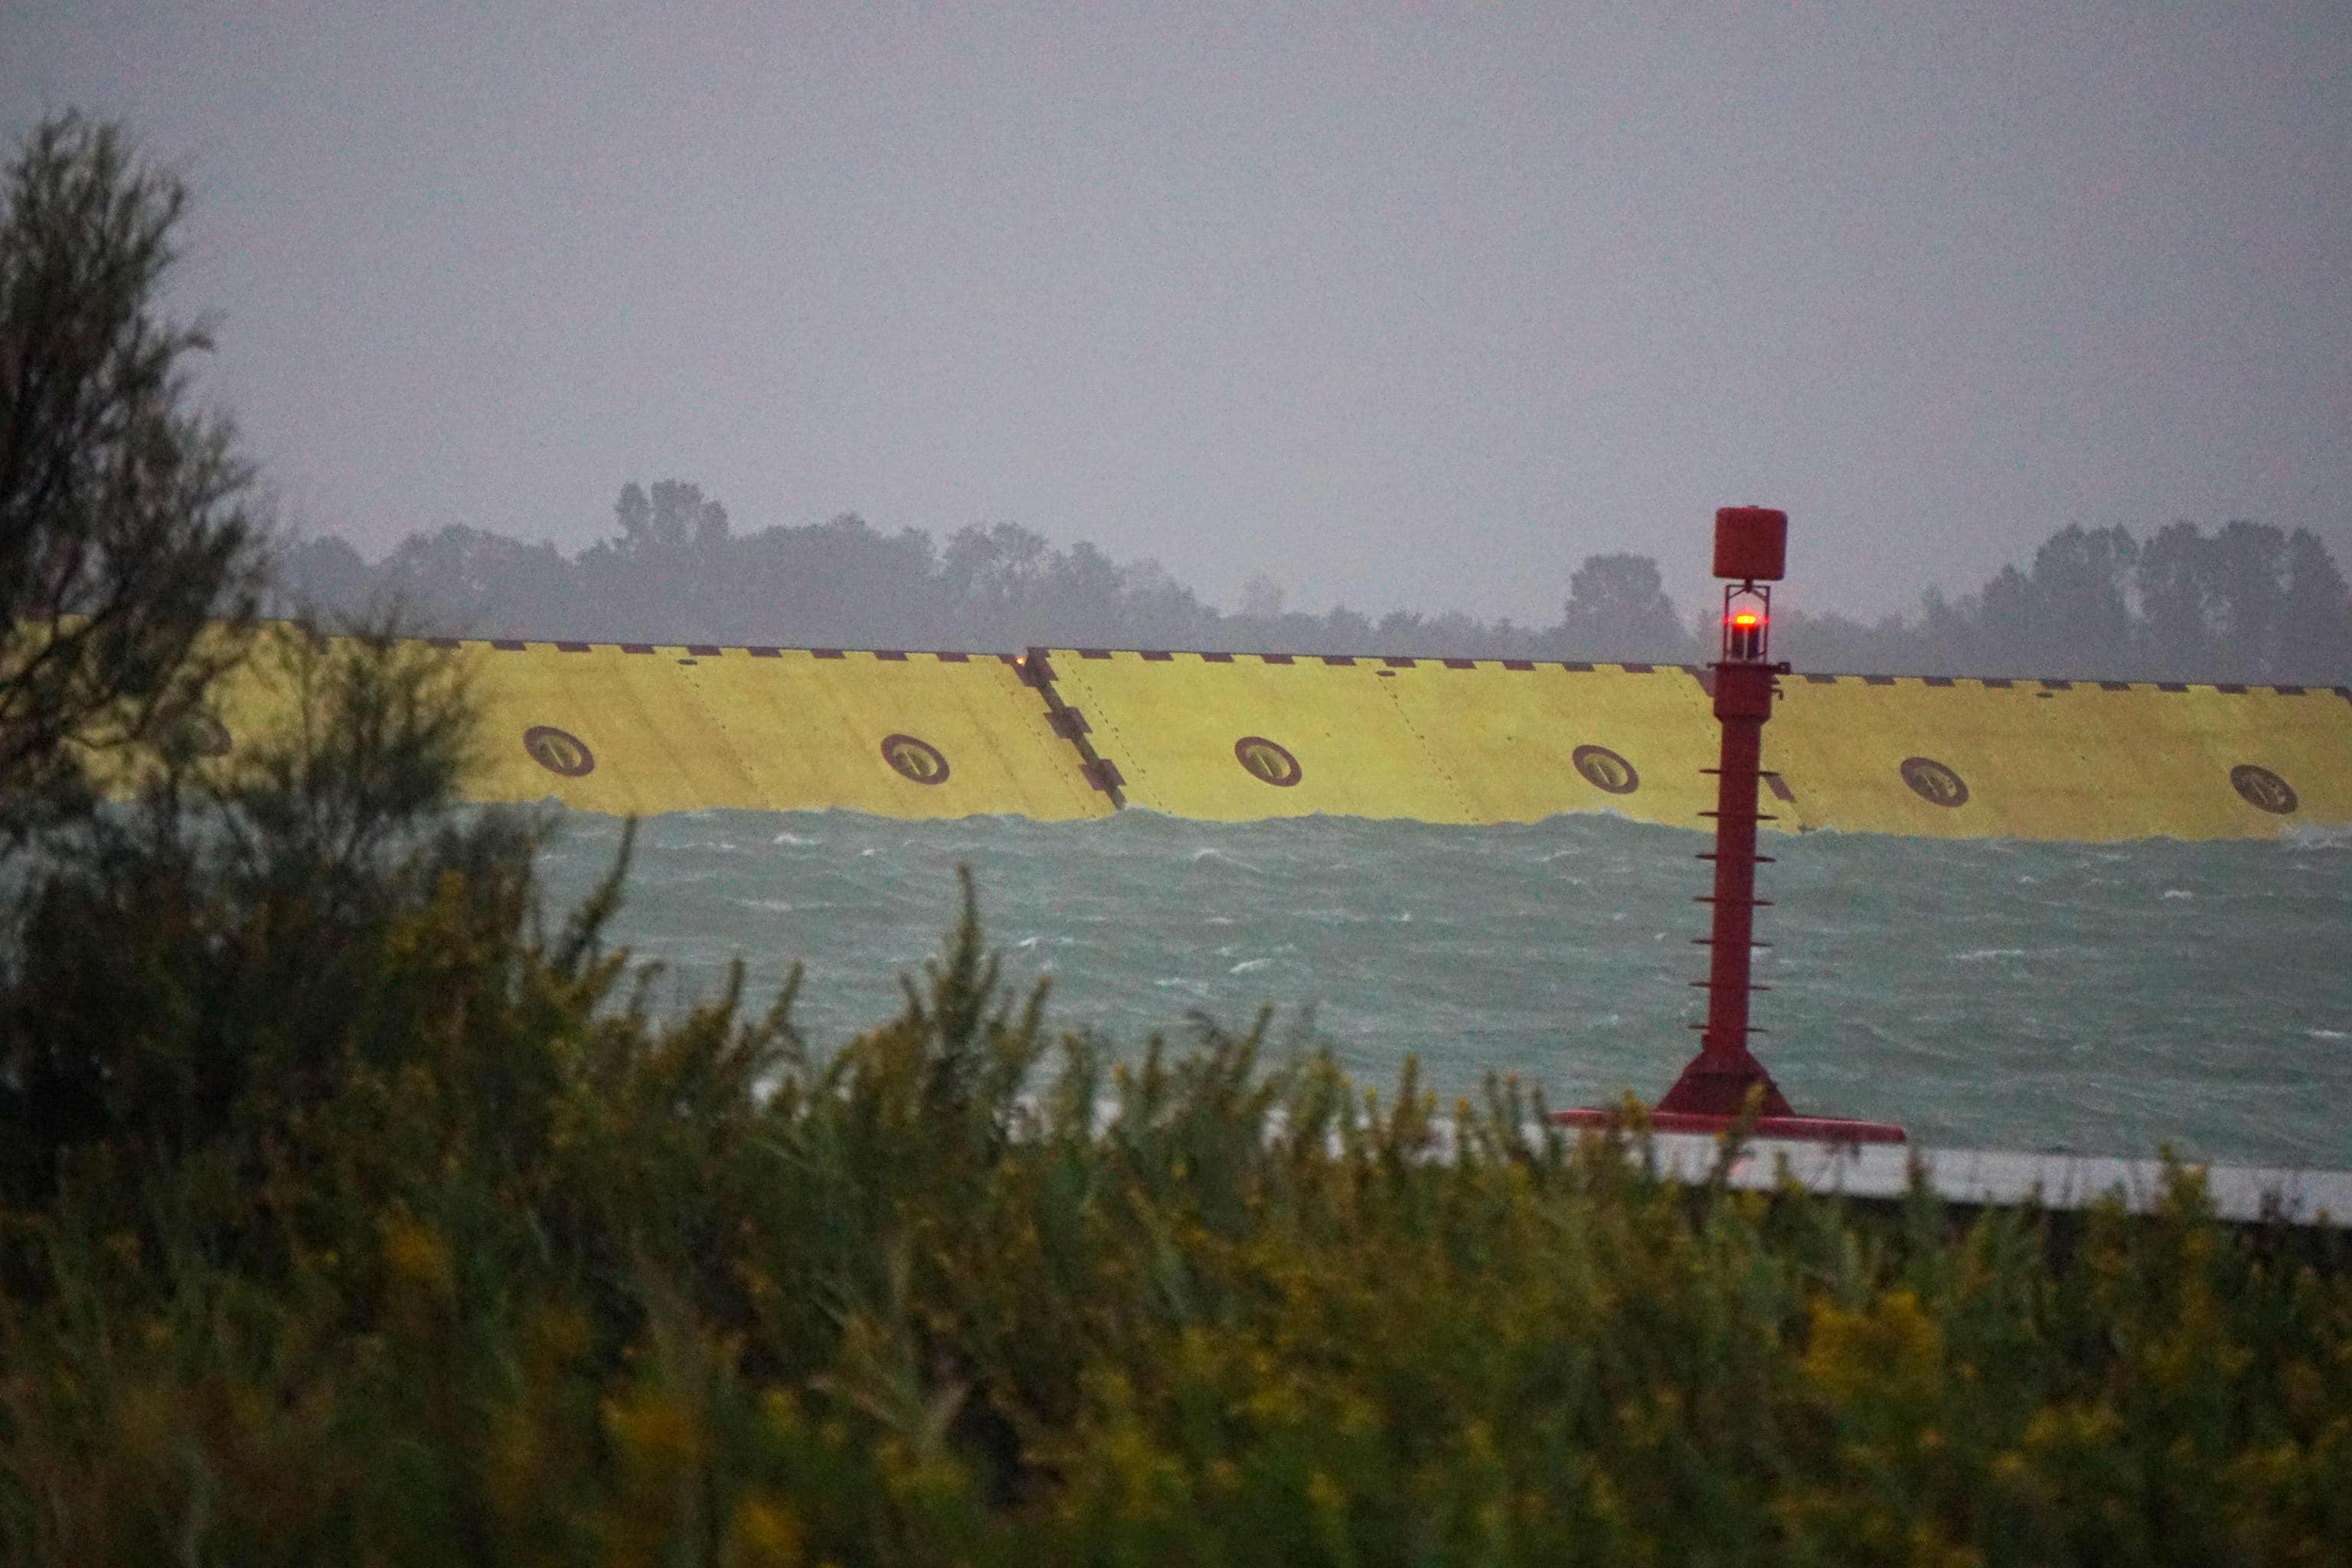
[1556,507,1905,1145]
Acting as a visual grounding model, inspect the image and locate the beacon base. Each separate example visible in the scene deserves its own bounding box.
[1549,1106,1909,1145]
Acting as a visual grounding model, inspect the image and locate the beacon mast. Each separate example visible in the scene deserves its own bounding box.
[1557,507,1906,1145]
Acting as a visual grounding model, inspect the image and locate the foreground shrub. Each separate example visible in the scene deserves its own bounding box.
[0,842,2347,1565]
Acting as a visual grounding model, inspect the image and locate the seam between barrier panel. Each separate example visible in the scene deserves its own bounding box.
[1026,648,1125,808]
[652,655,774,811]
[1380,682,1478,822]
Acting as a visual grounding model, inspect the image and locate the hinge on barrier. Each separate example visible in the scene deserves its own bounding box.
[1082,759,1125,792]
[1048,707,1091,738]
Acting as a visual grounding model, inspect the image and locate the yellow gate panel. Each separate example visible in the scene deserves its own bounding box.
[1048,652,1478,822]
[463,643,1108,820]
[1767,678,2352,841]
[90,629,729,812]
[1379,662,1723,830]
[464,644,762,815]
[1768,676,2096,840]
[675,648,1109,820]
[2154,684,2352,832]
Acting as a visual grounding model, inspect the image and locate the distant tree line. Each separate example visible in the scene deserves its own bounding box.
[275,482,1699,665]
[280,482,2352,683]
[1771,521,2352,685]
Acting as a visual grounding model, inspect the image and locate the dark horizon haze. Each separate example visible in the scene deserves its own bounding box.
[6,2,2347,626]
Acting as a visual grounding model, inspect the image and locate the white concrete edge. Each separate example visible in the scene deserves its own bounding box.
[1620,1132,2351,1227]
[1050,1099,2351,1228]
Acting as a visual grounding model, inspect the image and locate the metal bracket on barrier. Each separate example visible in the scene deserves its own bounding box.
[1024,646,1127,808]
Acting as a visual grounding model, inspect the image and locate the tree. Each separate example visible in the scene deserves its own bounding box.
[2133,522,2223,681]
[2132,520,2328,683]
[0,116,505,1202]
[1236,573,1285,623]
[612,478,728,555]
[2277,528,2352,684]
[2028,524,2139,677]
[941,522,1050,616]
[0,622,486,1191]
[378,522,573,634]
[0,114,265,853]
[1556,553,1692,662]
[2206,520,2294,682]
[273,534,373,617]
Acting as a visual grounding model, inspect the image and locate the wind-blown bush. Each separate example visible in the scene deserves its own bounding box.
[1,812,2348,1563]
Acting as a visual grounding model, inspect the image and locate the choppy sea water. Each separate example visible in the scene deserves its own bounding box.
[531,809,2352,1170]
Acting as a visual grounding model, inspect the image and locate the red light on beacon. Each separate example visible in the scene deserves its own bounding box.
[1722,588,1770,662]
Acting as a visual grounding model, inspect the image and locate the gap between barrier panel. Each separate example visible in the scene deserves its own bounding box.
[1022,646,1126,808]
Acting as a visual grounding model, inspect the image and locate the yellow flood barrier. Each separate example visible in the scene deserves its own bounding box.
[1044,651,2352,842]
[1766,674,2352,841]
[1043,652,1723,828]
[191,632,2352,841]
[465,642,1112,819]
[213,637,1113,821]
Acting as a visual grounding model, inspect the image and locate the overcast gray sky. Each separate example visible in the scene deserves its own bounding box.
[7,2,2347,622]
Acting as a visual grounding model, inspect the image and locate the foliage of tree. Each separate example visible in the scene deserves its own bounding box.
[2126,519,2352,684]
[1558,552,1691,662]
[613,478,730,555]
[0,113,265,854]
[279,488,1704,662]
[0,622,479,1198]
[1769,519,2352,682]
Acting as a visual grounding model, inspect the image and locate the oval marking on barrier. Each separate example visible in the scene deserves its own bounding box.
[880,733,951,786]
[1900,756,1968,808]
[1234,736,1302,787]
[1571,743,1639,795]
[523,725,596,778]
[2230,764,2298,815]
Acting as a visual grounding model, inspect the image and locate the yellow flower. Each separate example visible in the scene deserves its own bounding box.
[1804,1289,1942,1409]
[724,1496,805,1568]
[381,1214,453,1300]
